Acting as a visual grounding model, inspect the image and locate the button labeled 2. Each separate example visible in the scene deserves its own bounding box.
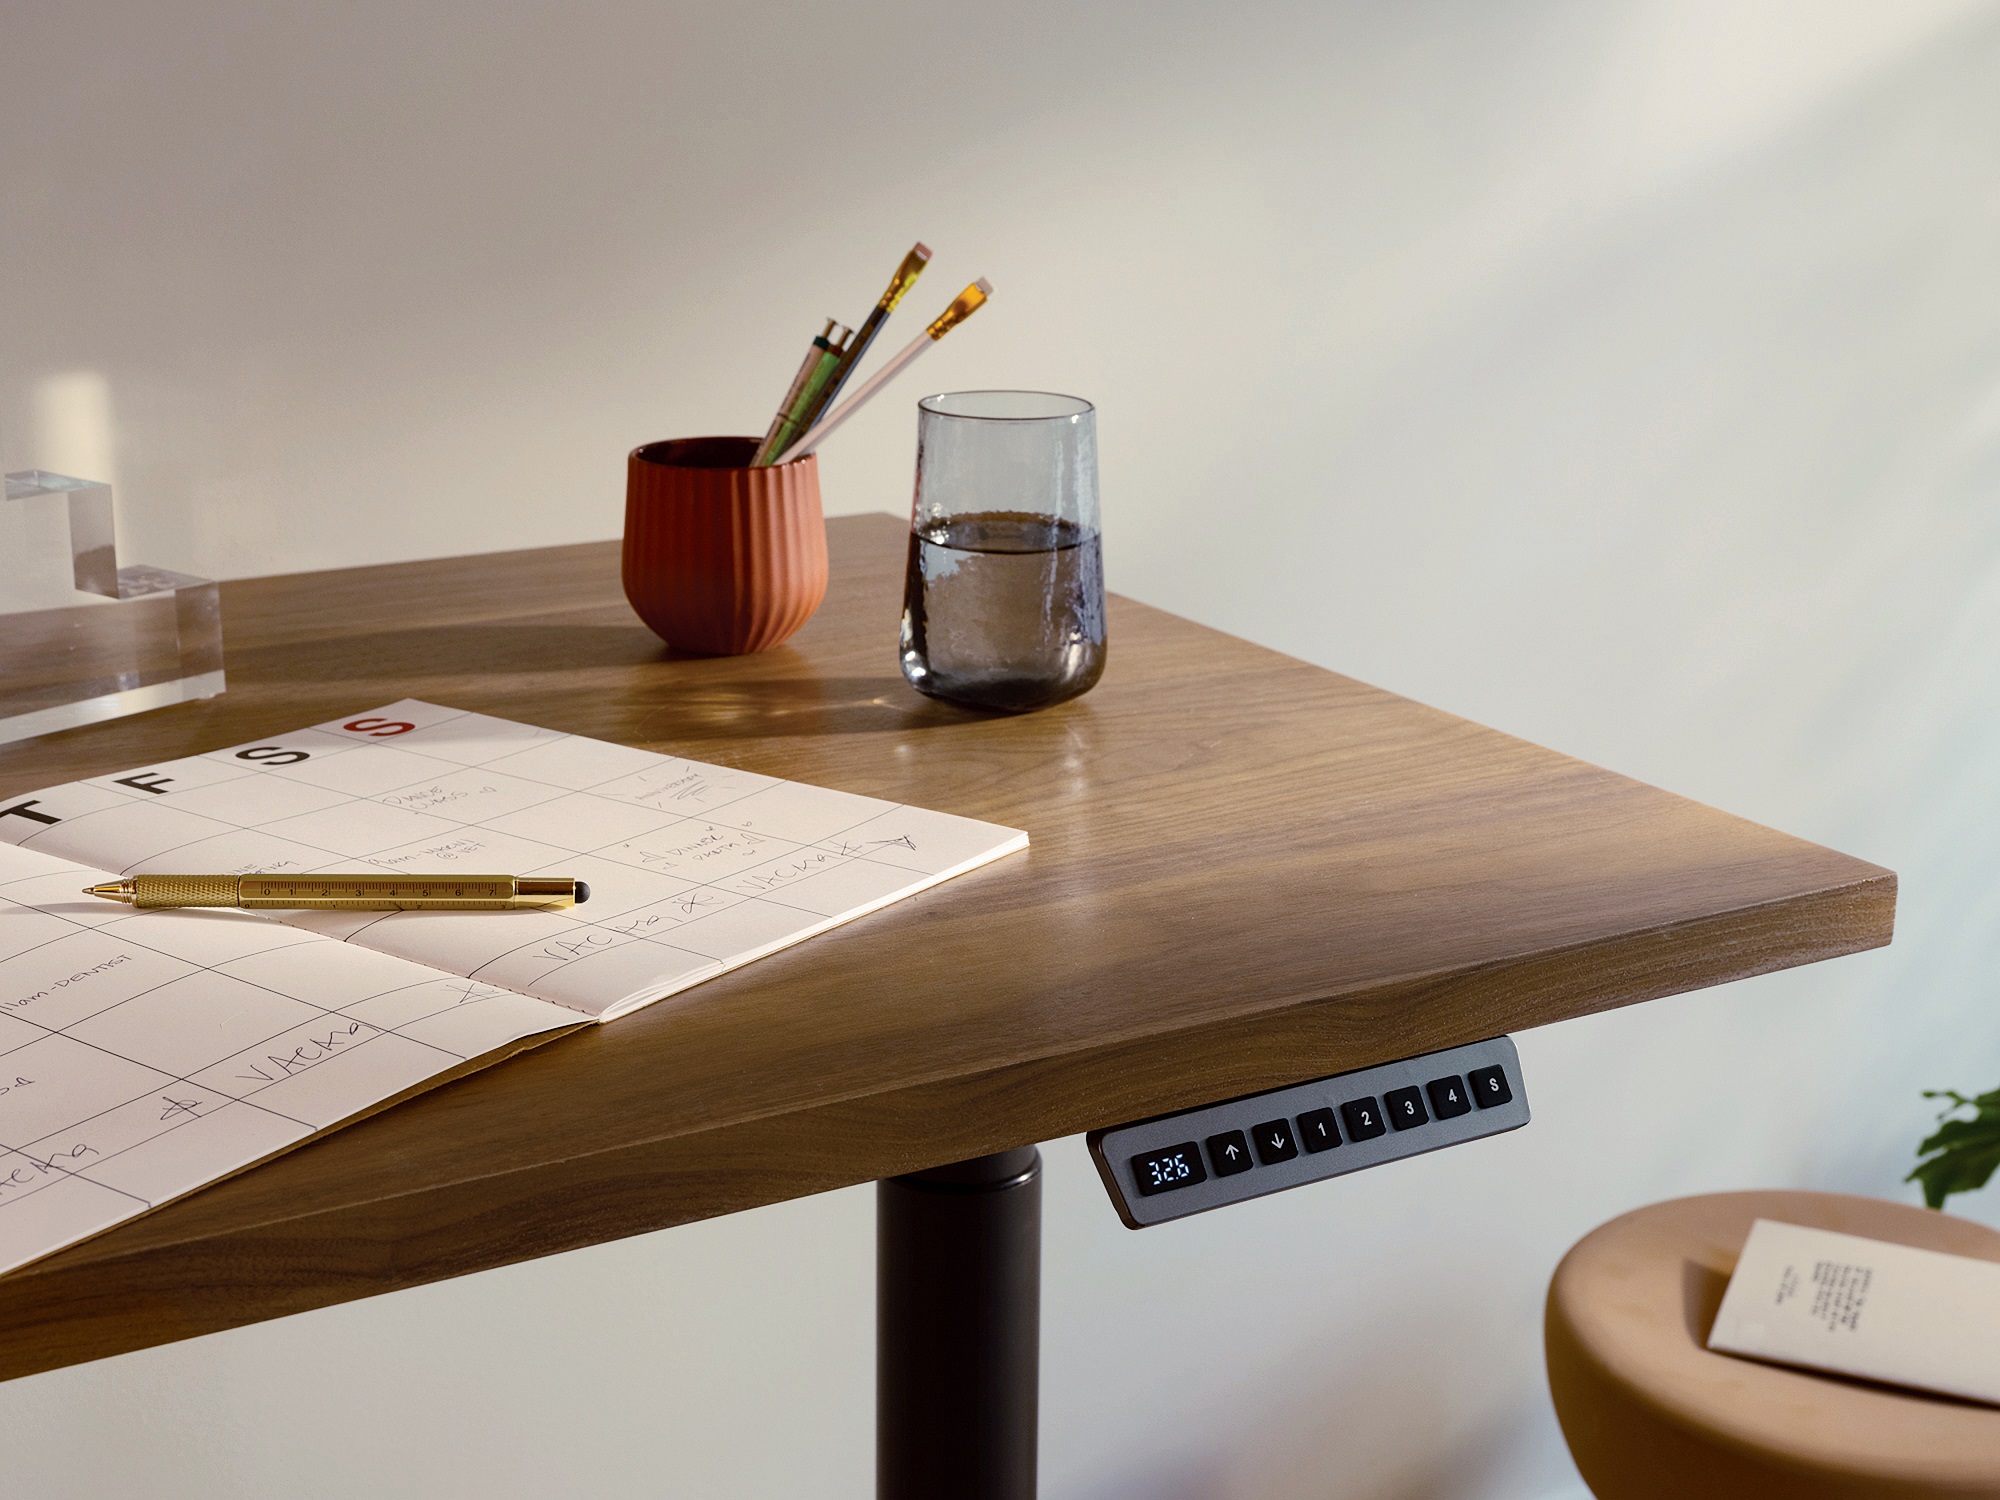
[1340,1097,1388,1141]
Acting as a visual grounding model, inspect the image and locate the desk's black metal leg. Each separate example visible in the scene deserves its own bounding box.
[877,1146,1041,1500]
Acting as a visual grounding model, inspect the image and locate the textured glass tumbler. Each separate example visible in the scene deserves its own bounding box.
[900,391,1105,711]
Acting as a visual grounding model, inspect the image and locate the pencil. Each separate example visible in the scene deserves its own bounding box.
[795,242,932,435]
[753,319,849,466]
[771,279,991,466]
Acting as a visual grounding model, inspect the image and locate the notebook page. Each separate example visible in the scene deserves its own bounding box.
[0,701,1029,1020]
[0,840,580,1277]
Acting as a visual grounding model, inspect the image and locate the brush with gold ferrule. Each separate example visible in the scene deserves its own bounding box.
[771,278,992,466]
[793,241,933,435]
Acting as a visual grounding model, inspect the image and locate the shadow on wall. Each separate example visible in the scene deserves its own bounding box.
[1069,24,2000,1500]
[1192,0,2000,1207]
[1076,1301,1552,1500]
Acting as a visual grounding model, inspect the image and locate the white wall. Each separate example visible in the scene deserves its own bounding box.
[6,2,2000,1496]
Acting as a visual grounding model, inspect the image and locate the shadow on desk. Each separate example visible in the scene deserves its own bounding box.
[227,623,984,738]
[628,676,986,741]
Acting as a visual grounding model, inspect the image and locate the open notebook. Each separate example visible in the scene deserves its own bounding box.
[0,701,1027,1276]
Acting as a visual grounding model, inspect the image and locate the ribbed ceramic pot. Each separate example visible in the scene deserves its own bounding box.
[623,436,829,655]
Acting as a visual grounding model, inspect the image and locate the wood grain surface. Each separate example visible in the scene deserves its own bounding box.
[0,513,1895,1381]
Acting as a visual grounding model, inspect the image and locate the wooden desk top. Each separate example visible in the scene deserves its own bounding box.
[0,513,1894,1381]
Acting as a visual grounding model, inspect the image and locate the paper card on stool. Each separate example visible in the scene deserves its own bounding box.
[1707,1218,2000,1406]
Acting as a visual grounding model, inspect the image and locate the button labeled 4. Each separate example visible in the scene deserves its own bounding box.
[1426,1075,1472,1119]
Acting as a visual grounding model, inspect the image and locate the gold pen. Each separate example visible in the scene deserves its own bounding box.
[81,874,590,911]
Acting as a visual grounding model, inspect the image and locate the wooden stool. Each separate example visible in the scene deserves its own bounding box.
[1546,1190,2000,1499]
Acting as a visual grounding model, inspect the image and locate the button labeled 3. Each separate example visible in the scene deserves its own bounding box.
[1088,1035,1530,1228]
[1384,1085,1430,1130]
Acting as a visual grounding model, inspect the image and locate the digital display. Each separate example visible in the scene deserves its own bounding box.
[1131,1142,1207,1196]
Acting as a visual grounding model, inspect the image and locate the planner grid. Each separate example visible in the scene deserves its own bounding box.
[0,842,579,1276]
[0,700,1029,1019]
[0,701,1024,1275]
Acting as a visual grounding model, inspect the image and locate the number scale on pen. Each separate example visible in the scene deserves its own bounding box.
[81,874,590,911]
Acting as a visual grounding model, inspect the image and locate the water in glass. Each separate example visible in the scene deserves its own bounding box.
[899,391,1104,712]
[901,510,1104,711]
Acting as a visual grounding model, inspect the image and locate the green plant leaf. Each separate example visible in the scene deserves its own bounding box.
[1908,1088,2000,1210]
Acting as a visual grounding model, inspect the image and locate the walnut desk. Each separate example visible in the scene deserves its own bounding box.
[0,514,1895,1498]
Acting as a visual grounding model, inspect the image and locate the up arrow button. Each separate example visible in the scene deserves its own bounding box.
[1204,1129,1254,1177]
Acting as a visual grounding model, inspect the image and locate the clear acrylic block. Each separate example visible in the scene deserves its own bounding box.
[1,470,224,746]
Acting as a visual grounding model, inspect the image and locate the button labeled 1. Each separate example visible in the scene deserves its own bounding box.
[1297,1108,1340,1153]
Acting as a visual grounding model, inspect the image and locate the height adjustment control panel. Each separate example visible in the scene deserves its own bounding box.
[1087,1036,1528,1228]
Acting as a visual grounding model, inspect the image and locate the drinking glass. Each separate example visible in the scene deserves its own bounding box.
[899,391,1104,711]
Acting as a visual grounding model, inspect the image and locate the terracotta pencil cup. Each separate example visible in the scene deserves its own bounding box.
[622,436,829,655]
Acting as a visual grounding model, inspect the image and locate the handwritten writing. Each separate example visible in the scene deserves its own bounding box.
[823,835,917,859]
[5,953,131,1011]
[607,912,668,937]
[731,851,845,896]
[625,826,767,869]
[379,783,496,814]
[234,1021,369,1084]
[0,1142,98,1204]
[0,1165,47,1203]
[33,1142,97,1171]
[533,932,621,965]
[631,768,722,805]
[374,837,485,867]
